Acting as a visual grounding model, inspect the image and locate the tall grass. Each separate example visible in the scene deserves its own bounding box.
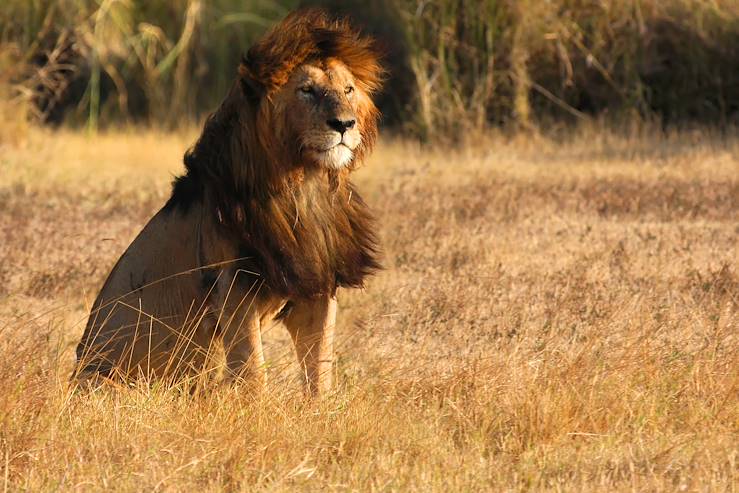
[1,0,738,134]
[386,0,739,137]
[0,0,295,129]
[1,127,736,490]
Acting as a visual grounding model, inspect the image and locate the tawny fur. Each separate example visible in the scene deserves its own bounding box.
[73,9,383,394]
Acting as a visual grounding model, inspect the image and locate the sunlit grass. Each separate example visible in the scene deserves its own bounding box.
[0,126,737,490]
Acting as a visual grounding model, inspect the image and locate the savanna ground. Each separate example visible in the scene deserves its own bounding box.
[0,126,737,491]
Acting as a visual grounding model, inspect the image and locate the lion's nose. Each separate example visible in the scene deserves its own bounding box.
[327,118,356,134]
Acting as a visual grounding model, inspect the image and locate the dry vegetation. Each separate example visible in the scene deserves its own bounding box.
[0,126,737,491]
[3,0,738,133]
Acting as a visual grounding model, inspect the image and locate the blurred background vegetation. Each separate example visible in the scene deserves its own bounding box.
[1,0,737,139]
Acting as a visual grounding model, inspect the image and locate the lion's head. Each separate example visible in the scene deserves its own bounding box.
[238,9,383,171]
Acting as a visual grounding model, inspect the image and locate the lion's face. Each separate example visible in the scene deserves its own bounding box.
[271,59,368,170]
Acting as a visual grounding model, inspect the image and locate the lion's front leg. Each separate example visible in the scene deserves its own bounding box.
[221,309,265,389]
[213,275,267,390]
[283,295,337,396]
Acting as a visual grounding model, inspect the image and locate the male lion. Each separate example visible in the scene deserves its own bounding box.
[73,10,383,395]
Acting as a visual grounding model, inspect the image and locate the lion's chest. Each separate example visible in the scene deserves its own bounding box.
[238,185,379,298]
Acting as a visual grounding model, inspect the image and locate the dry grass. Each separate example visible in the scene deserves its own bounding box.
[0,126,737,491]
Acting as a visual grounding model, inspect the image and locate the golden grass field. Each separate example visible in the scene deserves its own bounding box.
[0,126,737,491]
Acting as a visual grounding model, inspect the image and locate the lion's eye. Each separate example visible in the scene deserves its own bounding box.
[345,86,354,95]
[300,86,314,95]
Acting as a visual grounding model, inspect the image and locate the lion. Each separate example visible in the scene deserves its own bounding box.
[72,9,383,395]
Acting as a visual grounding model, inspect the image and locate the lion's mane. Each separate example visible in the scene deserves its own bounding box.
[165,9,383,299]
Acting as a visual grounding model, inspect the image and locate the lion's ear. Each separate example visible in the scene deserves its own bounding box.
[238,56,264,100]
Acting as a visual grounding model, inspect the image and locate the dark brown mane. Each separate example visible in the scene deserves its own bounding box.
[165,9,383,299]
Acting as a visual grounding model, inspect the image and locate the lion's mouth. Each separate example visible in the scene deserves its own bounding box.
[307,142,354,169]
[315,142,352,153]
